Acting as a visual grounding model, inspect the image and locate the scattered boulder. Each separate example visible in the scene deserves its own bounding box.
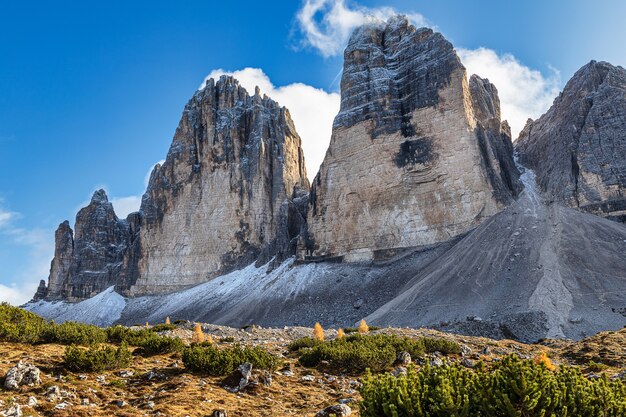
[4,362,41,390]
[460,344,472,357]
[4,404,22,417]
[396,351,412,365]
[462,358,475,368]
[431,357,444,367]
[221,363,253,393]
[391,367,408,377]
[315,404,352,417]
[114,400,127,407]
[212,410,228,417]
[27,396,37,407]
[46,385,61,401]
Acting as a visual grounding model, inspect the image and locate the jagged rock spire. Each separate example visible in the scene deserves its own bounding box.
[302,15,519,261]
[516,60,626,222]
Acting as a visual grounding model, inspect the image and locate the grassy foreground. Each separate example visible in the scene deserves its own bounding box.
[0,303,624,416]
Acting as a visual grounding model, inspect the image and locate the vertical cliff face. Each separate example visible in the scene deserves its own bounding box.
[469,75,522,200]
[44,190,129,301]
[302,16,519,261]
[42,221,74,300]
[128,76,309,295]
[516,61,626,222]
[40,77,310,300]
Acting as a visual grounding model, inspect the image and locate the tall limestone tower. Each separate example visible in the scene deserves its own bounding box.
[302,16,520,261]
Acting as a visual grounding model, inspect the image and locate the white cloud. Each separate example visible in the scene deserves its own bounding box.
[0,205,54,306]
[295,0,429,57]
[110,196,142,218]
[0,282,40,306]
[293,1,561,140]
[0,209,16,228]
[458,48,561,139]
[202,68,340,178]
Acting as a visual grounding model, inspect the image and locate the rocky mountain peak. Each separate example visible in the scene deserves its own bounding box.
[335,17,460,138]
[90,189,109,204]
[128,75,309,295]
[516,60,626,221]
[303,15,519,261]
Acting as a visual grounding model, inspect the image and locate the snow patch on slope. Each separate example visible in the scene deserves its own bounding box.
[25,287,125,327]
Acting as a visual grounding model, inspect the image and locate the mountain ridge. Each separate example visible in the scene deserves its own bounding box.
[28,16,626,342]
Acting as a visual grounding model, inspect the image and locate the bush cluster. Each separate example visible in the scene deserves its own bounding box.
[359,355,626,417]
[150,323,177,333]
[182,344,279,376]
[0,304,184,358]
[296,334,438,373]
[106,325,183,355]
[42,321,108,345]
[63,343,132,372]
[0,303,50,343]
[288,337,324,352]
[344,325,381,334]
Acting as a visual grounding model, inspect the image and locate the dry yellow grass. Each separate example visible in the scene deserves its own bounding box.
[165,316,171,325]
[337,328,345,339]
[0,327,622,416]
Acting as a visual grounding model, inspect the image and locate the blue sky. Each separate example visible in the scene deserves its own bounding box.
[1,0,625,304]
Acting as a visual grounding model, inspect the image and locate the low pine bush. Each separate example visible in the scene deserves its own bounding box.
[182,344,279,376]
[288,337,323,352]
[297,334,426,374]
[150,323,177,333]
[344,325,381,334]
[136,333,185,356]
[422,336,461,355]
[42,321,108,345]
[63,343,132,372]
[0,303,49,343]
[359,355,626,417]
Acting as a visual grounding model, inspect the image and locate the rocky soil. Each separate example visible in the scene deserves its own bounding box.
[0,325,625,417]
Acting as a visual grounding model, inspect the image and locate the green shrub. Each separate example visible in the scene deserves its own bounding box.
[105,325,183,355]
[344,326,381,334]
[150,323,177,332]
[587,360,610,372]
[0,303,49,343]
[422,336,461,355]
[359,355,626,417]
[63,343,132,372]
[297,334,426,374]
[182,344,279,376]
[43,321,108,345]
[288,337,324,352]
[136,333,185,356]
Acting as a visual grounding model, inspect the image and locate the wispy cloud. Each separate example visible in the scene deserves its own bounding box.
[294,0,429,58]
[202,68,340,177]
[292,1,560,139]
[0,209,16,228]
[458,48,561,138]
[0,204,53,305]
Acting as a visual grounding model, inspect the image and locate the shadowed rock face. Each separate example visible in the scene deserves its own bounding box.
[45,190,129,301]
[40,76,310,300]
[302,16,519,261]
[517,61,626,222]
[128,77,309,295]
